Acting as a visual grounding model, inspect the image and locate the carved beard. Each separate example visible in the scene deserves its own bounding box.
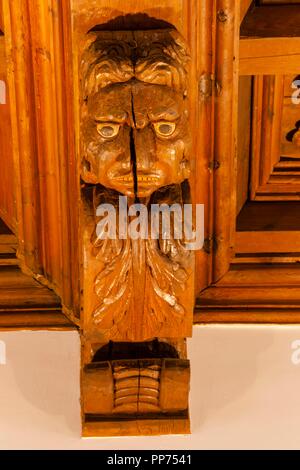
[90,183,194,342]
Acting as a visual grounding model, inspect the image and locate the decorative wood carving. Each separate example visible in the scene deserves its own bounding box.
[80,29,194,436]
[4,0,300,438]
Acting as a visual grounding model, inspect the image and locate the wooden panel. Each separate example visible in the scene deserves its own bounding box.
[2,1,42,274]
[160,359,190,412]
[83,413,190,437]
[0,0,3,32]
[0,218,17,266]
[241,5,300,38]
[236,201,300,254]
[0,216,72,329]
[236,231,300,254]
[218,264,300,285]
[237,202,300,231]
[239,38,300,75]
[250,75,300,201]
[250,76,283,196]
[188,0,215,293]
[237,76,252,214]
[240,5,300,75]
[195,309,300,325]
[83,362,114,414]
[197,285,300,305]
[0,311,73,329]
[195,263,300,324]
[213,0,240,281]
[0,265,73,330]
[281,74,300,159]
[0,266,60,308]
[2,1,80,319]
[0,36,15,231]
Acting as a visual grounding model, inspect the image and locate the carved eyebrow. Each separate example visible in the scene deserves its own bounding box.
[94,113,128,124]
[148,110,180,122]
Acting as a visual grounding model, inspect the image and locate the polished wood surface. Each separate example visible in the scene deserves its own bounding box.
[1,0,300,436]
[79,26,194,435]
[240,5,300,75]
[0,220,72,329]
[0,35,15,231]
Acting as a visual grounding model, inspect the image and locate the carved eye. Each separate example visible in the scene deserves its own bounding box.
[154,121,176,137]
[96,123,120,138]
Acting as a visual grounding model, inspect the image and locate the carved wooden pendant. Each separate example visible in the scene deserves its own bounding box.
[80,29,194,436]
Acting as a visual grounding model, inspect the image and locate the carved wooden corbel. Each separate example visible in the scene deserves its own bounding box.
[79,29,195,436]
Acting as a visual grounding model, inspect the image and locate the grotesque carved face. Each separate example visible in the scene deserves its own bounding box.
[81,30,191,199]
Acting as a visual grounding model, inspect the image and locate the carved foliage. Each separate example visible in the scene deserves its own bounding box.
[90,185,193,341]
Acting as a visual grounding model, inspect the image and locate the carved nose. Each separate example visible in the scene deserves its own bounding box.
[133,127,156,171]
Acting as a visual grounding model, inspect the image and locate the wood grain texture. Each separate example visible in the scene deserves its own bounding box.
[239,38,300,75]
[188,0,214,293]
[3,0,300,438]
[0,223,18,267]
[0,215,71,330]
[241,5,300,37]
[82,358,190,435]
[236,231,300,254]
[240,5,300,75]
[73,1,196,436]
[68,0,214,297]
[0,36,15,231]
[0,1,3,32]
[2,1,80,321]
[0,266,73,329]
[212,0,240,281]
[83,413,190,437]
[80,30,194,343]
[237,76,252,214]
[195,262,300,324]
[2,0,42,274]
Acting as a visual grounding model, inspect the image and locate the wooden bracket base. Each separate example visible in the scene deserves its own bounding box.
[83,412,190,437]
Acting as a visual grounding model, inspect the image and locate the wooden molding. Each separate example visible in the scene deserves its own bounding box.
[250,75,300,202]
[2,1,80,317]
[0,265,74,330]
[195,263,300,324]
[240,5,300,75]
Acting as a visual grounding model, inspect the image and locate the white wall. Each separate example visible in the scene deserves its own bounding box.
[0,325,300,450]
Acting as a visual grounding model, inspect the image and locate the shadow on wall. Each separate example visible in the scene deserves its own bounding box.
[0,326,276,438]
[5,331,80,437]
[189,325,275,432]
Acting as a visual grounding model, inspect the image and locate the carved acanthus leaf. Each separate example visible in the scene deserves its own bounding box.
[91,186,193,341]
